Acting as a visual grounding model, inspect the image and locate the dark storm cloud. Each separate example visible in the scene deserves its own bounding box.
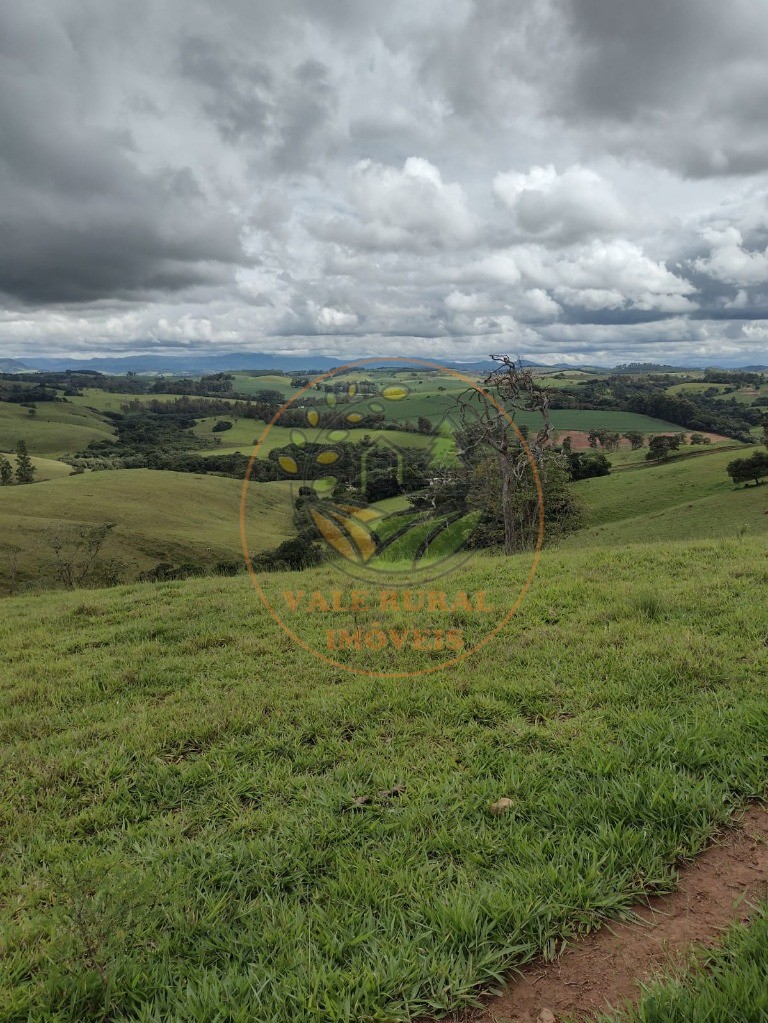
[552,0,768,176]
[178,35,273,143]
[0,4,247,305]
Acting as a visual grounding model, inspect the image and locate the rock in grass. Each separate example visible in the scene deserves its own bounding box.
[537,1010,556,1023]
[489,796,514,815]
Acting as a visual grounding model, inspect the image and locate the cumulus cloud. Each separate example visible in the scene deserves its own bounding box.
[693,227,768,286]
[315,306,359,330]
[493,165,628,243]
[0,0,767,367]
[309,157,474,253]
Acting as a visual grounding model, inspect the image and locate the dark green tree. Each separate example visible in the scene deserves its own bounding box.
[646,435,681,462]
[623,430,644,450]
[14,441,35,484]
[0,455,12,485]
[727,452,768,487]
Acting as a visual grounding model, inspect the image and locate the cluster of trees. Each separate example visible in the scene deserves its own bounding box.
[120,396,239,417]
[727,452,768,487]
[67,449,280,481]
[566,450,611,480]
[0,382,60,403]
[542,373,757,441]
[272,439,432,503]
[150,372,234,396]
[251,534,326,572]
[0,441,35,485]
[703,368,764,386]
[587,429,622,451]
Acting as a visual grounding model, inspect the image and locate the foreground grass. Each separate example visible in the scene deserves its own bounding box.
[1,539,767,1021]
[596,904,768,1023]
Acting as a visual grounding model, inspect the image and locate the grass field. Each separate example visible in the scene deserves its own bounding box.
[0,471,294,591]
[666,382,730,397]
[0,402,114,457]
[1,538,767,1021]
[562,448,768,547]
[667,380,768,406]
[194,418,457,462]
[603,439,742,468]
[229,373,300,397]
[600,904,768,1022]
[1,454,75,482]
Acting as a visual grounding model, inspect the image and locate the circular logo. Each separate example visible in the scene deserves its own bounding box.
[240,358,544,678]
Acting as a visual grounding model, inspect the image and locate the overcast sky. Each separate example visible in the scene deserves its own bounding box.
[2,0,768,366]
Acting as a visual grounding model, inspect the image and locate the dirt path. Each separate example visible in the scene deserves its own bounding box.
[444,804,768,1023]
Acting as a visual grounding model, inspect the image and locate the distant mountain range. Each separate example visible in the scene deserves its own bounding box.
[7,352,515,374]
[0,358,33,372]
[1,352,766,375]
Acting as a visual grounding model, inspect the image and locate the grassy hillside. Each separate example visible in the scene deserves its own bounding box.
[0,471,294,590]
[67,390,229,412]
[1,454,75,482]
[0,402,114,457]
[1,539,767,1021]
[563,448,768,546]
[605,440,739,468]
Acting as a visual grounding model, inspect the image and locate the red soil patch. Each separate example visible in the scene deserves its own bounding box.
[439,804,768,1023]
[557,431,728,451]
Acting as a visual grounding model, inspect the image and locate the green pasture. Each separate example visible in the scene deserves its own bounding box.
[1,539,767,1020]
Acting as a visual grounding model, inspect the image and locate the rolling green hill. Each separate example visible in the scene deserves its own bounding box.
[67,389,231,412]
[0,401,115,457]
[1,538,767,1021]
[563,447,768,546]
[0,470,294,591]
[0,454,75,482]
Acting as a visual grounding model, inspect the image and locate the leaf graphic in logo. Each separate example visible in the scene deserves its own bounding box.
[279,455,299,475]
[317,450,339,466]
[336,504,381,524]
[419,511,481,562]
[310,507,378,563]
[383,385,408,401]
[307,409,319,427]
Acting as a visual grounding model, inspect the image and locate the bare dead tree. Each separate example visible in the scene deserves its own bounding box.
[47,522,117,588]
[5,545,21,594]
[455,355,554,554]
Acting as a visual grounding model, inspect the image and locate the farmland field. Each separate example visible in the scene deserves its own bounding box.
[1,539,767,1021]
[194,418,457,462]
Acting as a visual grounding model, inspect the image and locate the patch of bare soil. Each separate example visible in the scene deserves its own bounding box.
[440,804,768,1023]
[557,431,728,451]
